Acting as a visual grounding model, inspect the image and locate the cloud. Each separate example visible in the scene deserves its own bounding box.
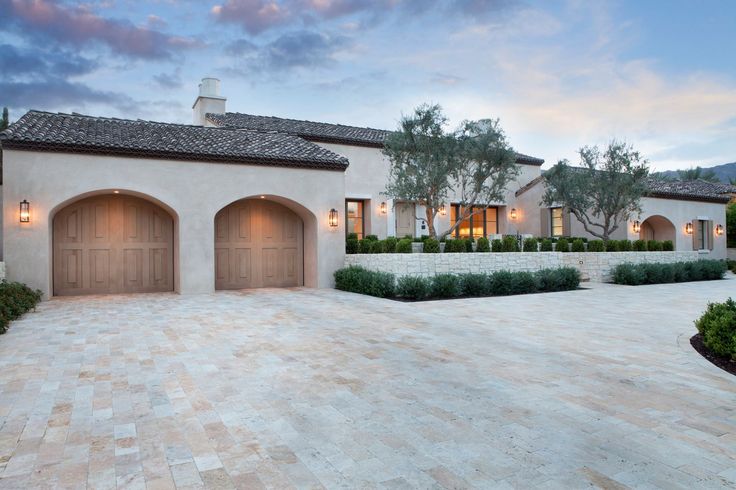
[0,79,136,113]
[0,44,98,78]
[212,0,291,35]
[0,0,199,59]
[153,68,183,89]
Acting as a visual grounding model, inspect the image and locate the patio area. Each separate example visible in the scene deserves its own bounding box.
[0,278,734,488]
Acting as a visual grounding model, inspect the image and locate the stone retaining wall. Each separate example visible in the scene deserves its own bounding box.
[345,251,702,283]
[0,262,5,281]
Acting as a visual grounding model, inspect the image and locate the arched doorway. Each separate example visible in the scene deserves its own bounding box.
[53,194,174,295]
[215,198,304,289]
[639,215,676,243]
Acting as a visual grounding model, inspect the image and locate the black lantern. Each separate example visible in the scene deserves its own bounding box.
[19,200,30,223]
[380,202,387,214]
[715,224,724,236]
[328,208,339,227]
[633,220,640,233]
[685,222,693,235]
[510,208,518,220]
[439,204,446,216]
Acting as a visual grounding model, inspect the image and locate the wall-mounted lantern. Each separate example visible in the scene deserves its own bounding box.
[715,224,724,236]
[19,200,30,223]
[685,222,693,235]
[510,208,518,220]
[633,220,641,233]
[328,208,339,227]
[380,202,387,214]
[439,204,446,216]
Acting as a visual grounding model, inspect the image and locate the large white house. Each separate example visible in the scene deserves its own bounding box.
[0,78,731,298]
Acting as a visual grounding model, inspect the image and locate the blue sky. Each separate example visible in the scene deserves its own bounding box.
[2,0,735,171]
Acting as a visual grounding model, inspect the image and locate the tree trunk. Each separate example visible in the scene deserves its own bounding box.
[425,207,436,238]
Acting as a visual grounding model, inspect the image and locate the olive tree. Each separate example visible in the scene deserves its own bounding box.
[383,104,518,238]
[542,141,649,242]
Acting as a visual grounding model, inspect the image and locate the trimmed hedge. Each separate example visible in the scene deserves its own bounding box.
[571,238,585,252]
[444,239,466,253]
[555,237,570,252]
[396,238,412,253]
[633,239,647,251]
[618,239,632,251]
[491,239,503,252]
[540,239,553,252]
[587,240,605,252]
[695,298,736,360]
[662,240,674,251]
[0,281,43,334]
[605,240,618,252]
[502,235,519,252]
[523,237,538,252]
[476,237,490,252]
[384,236,398,253]
[396,276,430,300]
[423,238,440,253]
[612,260,728,286]
[647,240,663,252]
[334,266,395,297]
[431,274,462,298]
[346,238,359,254]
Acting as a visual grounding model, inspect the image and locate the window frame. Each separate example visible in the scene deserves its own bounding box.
[450,204,499,239]
[345,199,365,239]
[550,207,564,237]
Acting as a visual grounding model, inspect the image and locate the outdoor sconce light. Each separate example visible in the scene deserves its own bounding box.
[328,208,339,227]
[715,224,724,236]
[633,220,640,233]
[439,204,446,216]
[685,222,693,235]
[510,208,518,220]
[19,200,30,223]
[380,202,387,214]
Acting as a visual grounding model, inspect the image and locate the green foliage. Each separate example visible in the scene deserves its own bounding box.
[587,240,605,252]
[540,238,553,252]
[444,239,466,253]
[555,237,570,252]
[384,236,398,253]
[727,259,736,274]
[695,298,736,359]
[476,237,490,252]
[459,273,490,296]
[464,238,474,253]
[396,238,413,253]
[431,274,462,298]
[618,239,632,251]
[345,238,359,254]
[423,238,440,253]
[502,235,519,252]
[605,240,619,252]
[334,266,395,298]
[396,276,431,300]
[647,240,663,251]
[523,237,538,252]
[677,166,719,183]
[612,260,727,285]
[347,233,358,240]
[727,203,736,248]
[0,281,43,334]
[662,240,674,251]
[535,267,581,292]
[365,234,379,241]
[542,141,649,241]
[511,271,537,294]
[571,238,586,252]
[488,270,515,295]
[491,239,503,252]
[357,239,371,253]
[632,239,647,251]
[370,240,386,253]
[0,107,8,132]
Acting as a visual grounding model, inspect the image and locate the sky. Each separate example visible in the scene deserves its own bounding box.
[1,0,735,171]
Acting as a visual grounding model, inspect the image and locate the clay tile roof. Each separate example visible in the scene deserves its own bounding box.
[207,112,545,165]
[0,111,349,171]
[645,178,734,203]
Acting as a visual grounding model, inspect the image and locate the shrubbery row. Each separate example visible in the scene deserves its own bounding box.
[695,298,736,360]
[335,266,580,300]
[0,281,43,334]
[611,260,727,286]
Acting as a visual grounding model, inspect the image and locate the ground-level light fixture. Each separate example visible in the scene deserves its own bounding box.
[329,208,339,227]
[510,208,518,220]
[380,202,387,214]
[19,200,30,223]
[439,204,446,216]
[633,220,641,233]
[715,224,724,236]
[685,222,693,235]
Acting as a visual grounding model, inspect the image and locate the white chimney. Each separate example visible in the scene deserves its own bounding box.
[192,77,226,126]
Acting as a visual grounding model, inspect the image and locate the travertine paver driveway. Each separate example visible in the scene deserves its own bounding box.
[0,279,735,489]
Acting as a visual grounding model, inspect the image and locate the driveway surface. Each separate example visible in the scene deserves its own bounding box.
[0,279,734,489]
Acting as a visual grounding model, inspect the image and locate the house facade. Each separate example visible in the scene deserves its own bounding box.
[0,78,730,298]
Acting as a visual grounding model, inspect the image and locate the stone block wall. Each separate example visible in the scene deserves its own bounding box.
[344,251,702,283]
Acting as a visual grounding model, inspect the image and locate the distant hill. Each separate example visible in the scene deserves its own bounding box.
[653,162,736,183]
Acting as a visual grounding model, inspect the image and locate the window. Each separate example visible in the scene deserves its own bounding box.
[698,219,708,250]
[450,204,498,238]
[346,200,364,238]
[550,207,563,237]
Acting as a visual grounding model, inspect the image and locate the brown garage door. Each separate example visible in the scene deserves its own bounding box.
[53,195,174,296]
[215,199,303,289]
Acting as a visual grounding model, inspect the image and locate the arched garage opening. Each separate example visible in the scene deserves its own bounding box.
[215,196,312,289]
[639,215,676,243]
[52,193,176,296]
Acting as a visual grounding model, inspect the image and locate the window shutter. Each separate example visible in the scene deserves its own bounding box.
[541,208,550,237]
[692,219,699,250]
[707,220,714,250]
[562,209,572,236]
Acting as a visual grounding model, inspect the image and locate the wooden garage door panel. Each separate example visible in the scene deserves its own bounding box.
[53,195,174,296]
[215,199,303,290]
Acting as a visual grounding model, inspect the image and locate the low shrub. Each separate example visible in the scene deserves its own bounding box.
[444,239,466,253]
[618,240,632,251]
[0,281,43,334]
[605,240,619,252]
[423,238,440,253]
[695,298,736,360]
[587,240,605,252]
[540,239,553,252]
[502,235,519,252]
[491,239,503,252]
[662,240,674,251]
[396,238,413,253]
[489,270,515,295]
[728,259,736,274]
[571,239,586,252]
[555,237,570,252]
[511,271,537,294]
[612,260,727,285]
[464,238,474,253]
[396,276,430,300]
[633,239,648,251]
[358,239,372,254]
[431,274,462,298]
[345,238,359,254]
[384,236,398,253]
[365,234,379,241]
[535,267,581,292]
[647,240,663,252]
[523,237,538,252]
[459,273,489,296]
[476,237,490,252]
[334,266,395,298]
[370,240,385,254]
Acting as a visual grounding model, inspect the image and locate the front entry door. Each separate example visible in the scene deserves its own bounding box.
[395,202,415,238]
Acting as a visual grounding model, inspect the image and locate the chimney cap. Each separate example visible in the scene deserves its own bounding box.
[198,77,223,98]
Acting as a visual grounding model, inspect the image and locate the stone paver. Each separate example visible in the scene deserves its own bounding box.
[0,278,735,489]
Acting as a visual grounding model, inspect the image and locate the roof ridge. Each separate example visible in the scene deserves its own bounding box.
[211,111,391,133]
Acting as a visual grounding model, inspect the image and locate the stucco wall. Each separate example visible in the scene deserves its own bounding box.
[345,251,702,283]
[3,149,346,298]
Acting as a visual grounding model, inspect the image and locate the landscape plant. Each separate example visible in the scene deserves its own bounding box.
[333,266,395,298]
[662,240,674,251]
[571,239,586,252]
[502,235,519,252]
[694,298,736,359]
[396,276,431,300]
[540,238,553,251]
[0,281,43,334]
[476,237,490,252]
[491,239,503,252]
[605,240,618,252]
[523,237,538,252]
[587,240,605,252]
[555,237,570,252]
[396,238,412,253]
[632,239,647,251]
[647,240,663,251]
[612,260,727,286]
[431,274,462,298]
[423,238,440,253]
